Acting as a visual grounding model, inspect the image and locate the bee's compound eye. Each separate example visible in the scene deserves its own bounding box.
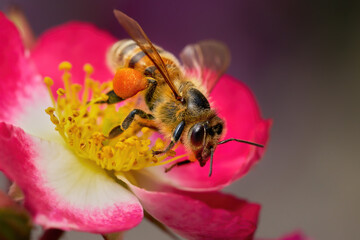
[190,124,205,146]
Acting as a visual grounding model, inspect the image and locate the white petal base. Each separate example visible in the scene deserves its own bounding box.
[0,123,143,233]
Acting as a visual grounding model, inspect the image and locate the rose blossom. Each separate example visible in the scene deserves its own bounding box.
[0,12,271,239]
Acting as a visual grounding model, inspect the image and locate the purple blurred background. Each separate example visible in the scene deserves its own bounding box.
[0,0,359,239]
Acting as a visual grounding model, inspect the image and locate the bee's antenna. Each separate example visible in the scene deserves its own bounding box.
[218,138,264,148]
[209,148,215,177]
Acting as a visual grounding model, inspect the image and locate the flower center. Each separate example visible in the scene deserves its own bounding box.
[44,61,183,172]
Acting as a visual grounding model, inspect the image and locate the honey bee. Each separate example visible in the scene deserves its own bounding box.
[101,10,263,176]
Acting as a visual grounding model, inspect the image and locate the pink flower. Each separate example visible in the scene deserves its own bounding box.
[0,12,271,239]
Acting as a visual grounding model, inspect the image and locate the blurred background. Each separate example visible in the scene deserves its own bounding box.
[0,0,359,239]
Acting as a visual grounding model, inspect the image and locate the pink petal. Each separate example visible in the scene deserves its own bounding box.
[122,175,260,240]
[0,122,143,233]
[31,22,116,93]
[152,75,271,191]
[0,13,53,138]
[257,231,312,240]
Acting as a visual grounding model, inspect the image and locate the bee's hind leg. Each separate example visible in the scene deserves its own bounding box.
[153,120,185,156]
[108,109,154,139]
[95,90,124,104]
[96,73,157,105]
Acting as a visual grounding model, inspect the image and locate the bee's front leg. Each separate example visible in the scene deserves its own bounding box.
[108,109,154,139]
[164,159,192,173]
[153,120,185,156]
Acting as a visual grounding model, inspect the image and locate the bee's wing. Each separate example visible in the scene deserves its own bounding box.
[113,10,182,100]
[180,40,231,93]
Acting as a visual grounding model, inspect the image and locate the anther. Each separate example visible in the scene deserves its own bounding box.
[72,110,80,117]
[50,115,59,125]
[45,107,55,114]
[167,150,176,157]
[59,61,72,71]
[79,142,86,150]
[44,77,54,87]
[57,88,65,96]
[83,63,94,75]
[71,84,82,93]
[102,146,114,158]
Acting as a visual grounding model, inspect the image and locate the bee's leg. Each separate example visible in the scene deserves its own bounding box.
[96,78,157,105]
[108,109,154,139]
[95,90,124,104]
[144,78,158,110]
[164,159,192,173]
[153,120,185,156]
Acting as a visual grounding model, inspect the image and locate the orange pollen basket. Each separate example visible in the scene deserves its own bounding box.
[113,68,148,99]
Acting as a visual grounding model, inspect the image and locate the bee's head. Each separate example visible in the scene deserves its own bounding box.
[187,114,264,177]
[188,115,225,167]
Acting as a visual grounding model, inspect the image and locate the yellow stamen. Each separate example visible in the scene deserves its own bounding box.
[44,77,55,106]
[59,61,72,101]
[44,62,185,173]
[82,64,93,104]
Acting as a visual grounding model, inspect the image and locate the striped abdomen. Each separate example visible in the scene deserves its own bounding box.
[107,39,182,80]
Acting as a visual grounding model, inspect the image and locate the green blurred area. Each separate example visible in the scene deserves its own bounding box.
[0,208,31,240]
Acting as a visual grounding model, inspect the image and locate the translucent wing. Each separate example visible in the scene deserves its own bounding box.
[113,10,182,101]
[180,40,231,93]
